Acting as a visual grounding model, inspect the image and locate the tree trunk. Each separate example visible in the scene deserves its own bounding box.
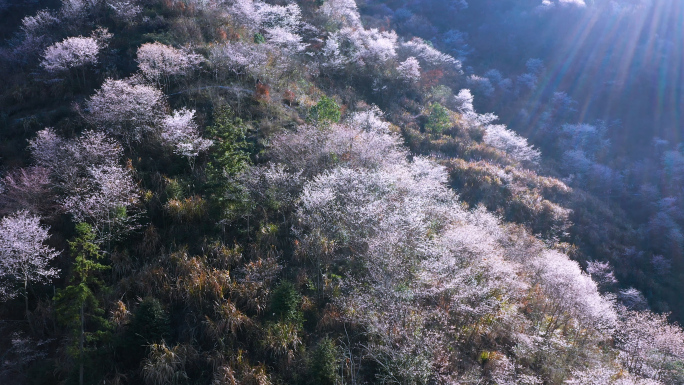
[24,278,29,318]
[80,301,84,385]
[24,276,35,335]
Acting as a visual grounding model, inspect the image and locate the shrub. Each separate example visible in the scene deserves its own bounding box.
[165,196,207,223]
[120,297,170,367]
[425,103,451,134]
[270,281,302,324]
[309,96,341,124]
[309,338,340,385]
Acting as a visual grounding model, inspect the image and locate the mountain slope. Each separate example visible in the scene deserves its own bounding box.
[0,0,683,384]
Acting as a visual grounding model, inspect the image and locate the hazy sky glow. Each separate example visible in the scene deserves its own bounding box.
[515,0,684,149]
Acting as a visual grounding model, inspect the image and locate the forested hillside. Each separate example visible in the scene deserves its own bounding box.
[359,0,684,320]
[0,0,683,384]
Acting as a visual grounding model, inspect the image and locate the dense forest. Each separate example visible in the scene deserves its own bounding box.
[1,0,684,384]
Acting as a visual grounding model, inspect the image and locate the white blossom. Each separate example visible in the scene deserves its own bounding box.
[21,9,59,36]
[319,0,361,28]
[0,167,53,216]
[467,74,494,97]
[40,36,100,73]
[323,28,398,68]
[484,124,541,166]
[209,41,272,79]
[268,123,407,177]
[257,1,301,31]
[85,78,167,143]
[616,309,684,381]
[397,57,421,82]
[586,261,618,289]
[61,164,138,225]
[347,106,391,133]
[454,88,497,127]
[106,0,142,23]
[59,0,99,21]
[399,37,460,70]
[265,27,307,54]
[228,0,302,33]
[161,108,213,166]
[136,42,204,83]
[28,129,139,243]
[0,211,59,300]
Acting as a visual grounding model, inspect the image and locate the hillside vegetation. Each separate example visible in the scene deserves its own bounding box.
[0,0,683,384]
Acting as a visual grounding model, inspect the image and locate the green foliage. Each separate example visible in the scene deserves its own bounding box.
[427,85,453,105]
[661,359,684,384]
[129,298,170,345]
[425,103,451,134]
[254,33,266,44]
[53,223,111,384]
[309,338,340,385]
[270,281,302,324]
[120,297,170,367]
[55,223,109,322]
[309,96,341,125]
[206,106,250,185]
[165,178,186,201]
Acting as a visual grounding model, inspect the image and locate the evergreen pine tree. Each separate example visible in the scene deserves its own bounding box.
[54,223,111,385]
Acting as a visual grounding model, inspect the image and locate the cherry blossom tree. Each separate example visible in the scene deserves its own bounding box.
[289,130,525,382]
[29,128,123,191]
[357,28,399,66]
[227,0,305,58]
[319,0,362,28]
[106,0,142,23]
[264,117,632,382]
[136,42,204,86]
[209,41,271,80]
[9,9,59,65]
[397,57,421,83]
[0,167,53,216]
[529,250,617,335]
[347,105,391,133]
[322,28,398,69]
[264,27,307,54]
[160,108,213,169]
[228,0,263,31]
[484,124,541,166]
[319,37,348,71]
[453,88,496,128]
[617,287,649,310]
[229,0,300,31]
[467,74,495,97]
[27,127,65,169]
[567,363,662,385]
[84,78,167,144]
[586,261,618,291]
[268,123,406,178]
[399,37,460,70]
[0,211,59,315]
[41,36,100,74]
[60,0,91,20]
[28,129,139,245]
[61,164,139,243]
[257,1,302,32]
[20,9,59,37]
[239,163,303,219]
[615,309,684,382]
